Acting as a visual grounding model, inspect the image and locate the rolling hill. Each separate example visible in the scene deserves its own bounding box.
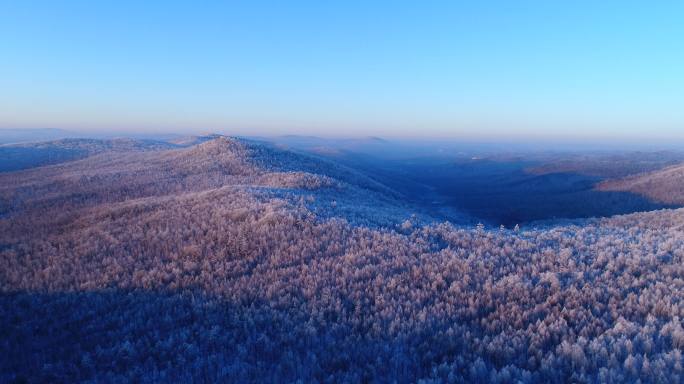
[0,137,179,172]
[598,163,684,204]
[525,151,684,179]
[2,137,684,382]
[0,136,447,228]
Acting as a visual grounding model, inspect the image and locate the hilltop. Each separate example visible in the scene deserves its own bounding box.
[0,136,446,227]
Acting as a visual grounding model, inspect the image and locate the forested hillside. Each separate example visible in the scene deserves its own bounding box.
[0,137,179,172]
[525,151,684,179]
[598,163,684,205]
[2,137,684,383]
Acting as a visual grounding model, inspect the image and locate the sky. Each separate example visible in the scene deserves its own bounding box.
[1,1,683,140]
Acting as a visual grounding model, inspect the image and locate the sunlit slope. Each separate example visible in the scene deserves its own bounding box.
[0,137,179,172]
[598,162,684,204]
[2,137,684,382]
[0,136,435,227]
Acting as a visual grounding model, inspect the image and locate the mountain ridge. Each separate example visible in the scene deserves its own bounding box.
[3,135,684,382]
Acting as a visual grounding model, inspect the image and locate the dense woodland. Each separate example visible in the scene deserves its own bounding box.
[2,137,684,382]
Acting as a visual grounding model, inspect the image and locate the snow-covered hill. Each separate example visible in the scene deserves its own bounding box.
[598,162,684,204]
[2,136,684,382]
[0,137,179,172]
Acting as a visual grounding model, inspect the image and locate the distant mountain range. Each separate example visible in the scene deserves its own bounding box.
[0,128,186,145]
[0,128,80,144]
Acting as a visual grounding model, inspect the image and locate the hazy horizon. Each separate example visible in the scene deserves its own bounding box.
[3,127,684,152]
[2,1,683,140]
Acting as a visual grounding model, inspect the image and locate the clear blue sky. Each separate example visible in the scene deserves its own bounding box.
[1,1,683,140]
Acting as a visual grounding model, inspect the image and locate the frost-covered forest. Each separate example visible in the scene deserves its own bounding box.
[2,137,684,383]
[598,163,684,205]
